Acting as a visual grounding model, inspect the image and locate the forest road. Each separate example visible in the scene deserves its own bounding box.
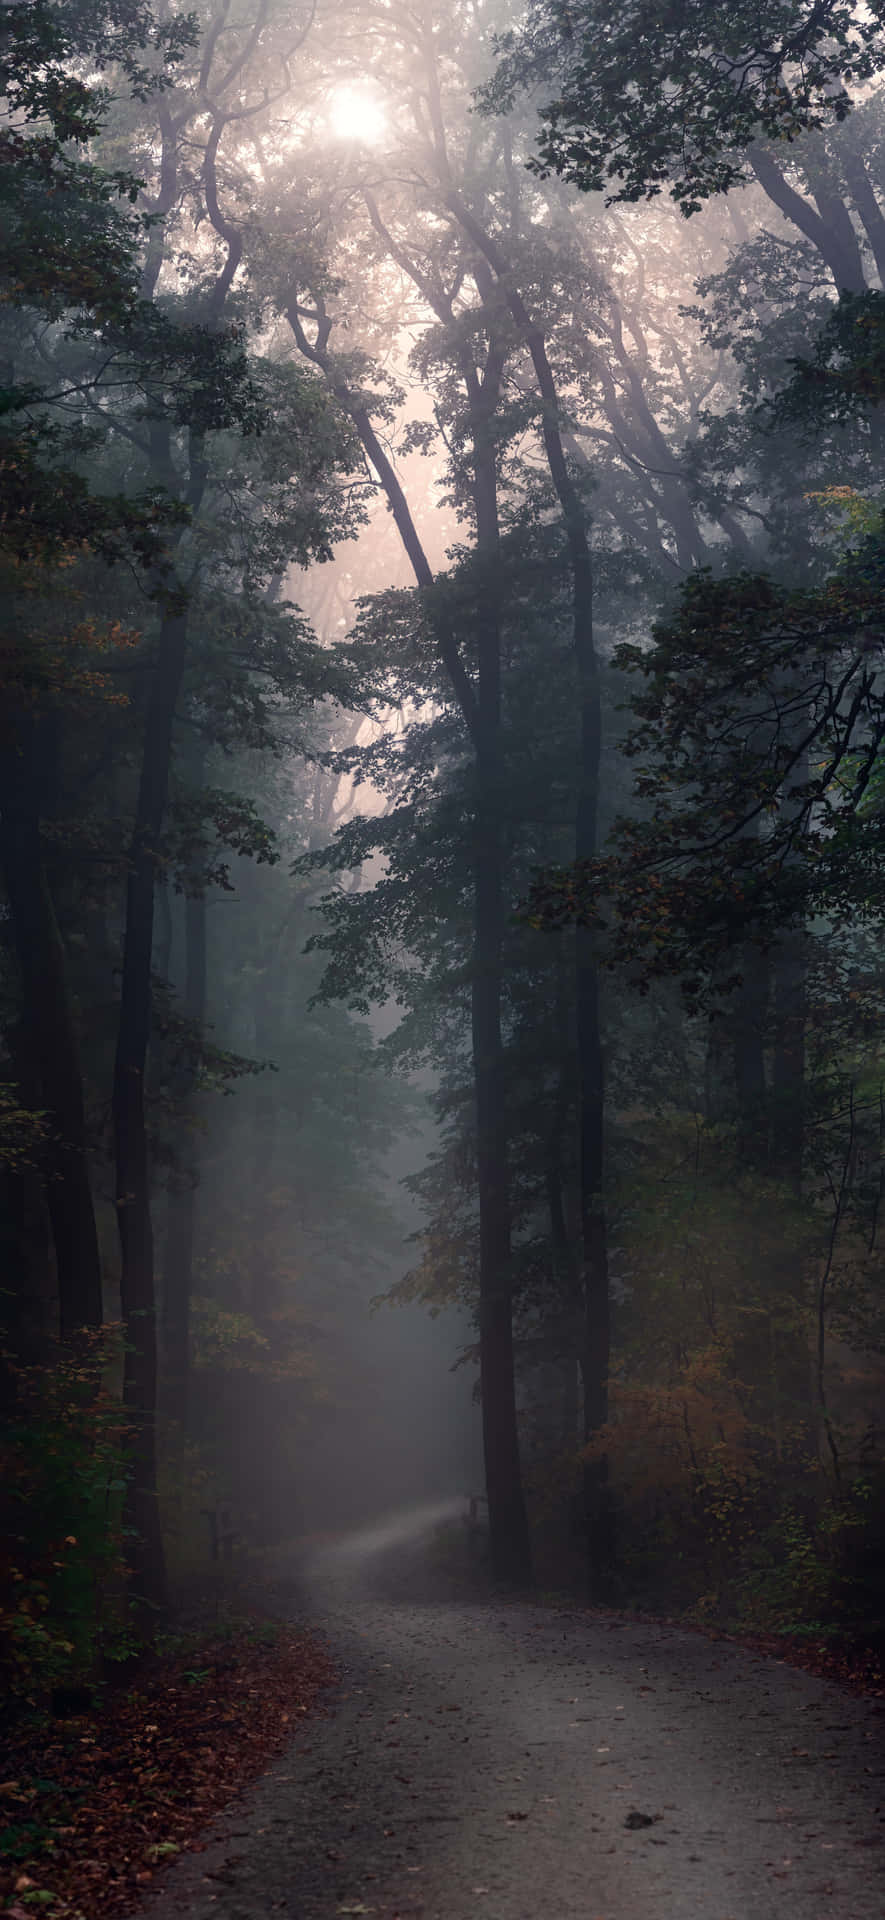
[145,1521,885,1920]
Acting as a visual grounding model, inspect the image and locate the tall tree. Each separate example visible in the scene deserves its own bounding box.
[0,0,196,1344]
[485,0,885,211]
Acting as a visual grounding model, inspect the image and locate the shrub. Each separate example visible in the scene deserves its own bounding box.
[0,1326,131,1702]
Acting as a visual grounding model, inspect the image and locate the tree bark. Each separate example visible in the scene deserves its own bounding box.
[467,358,533,1588]
[113,421,205,1626]
[769,740,809,1197]
[283,291,532,1586]
[248,938,281,1322]
[162,886,206,1432]
[447,194,614,1596]
[771,932,806,1196]
[749,148,867,293]
[733,943,770,1166]
[113,603,189,1626]
[546,988,583,1459]
[114,404,211,1626]
[841,151,885,285]
[474,806,529,1583]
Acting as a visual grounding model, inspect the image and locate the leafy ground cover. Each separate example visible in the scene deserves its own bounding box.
[0,1615,337,1919]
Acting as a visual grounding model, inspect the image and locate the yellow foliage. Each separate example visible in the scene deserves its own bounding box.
[804,485,882,545]
[585,1346,756,1502]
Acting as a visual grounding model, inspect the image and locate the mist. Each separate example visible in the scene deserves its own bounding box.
[3,0,885,1748]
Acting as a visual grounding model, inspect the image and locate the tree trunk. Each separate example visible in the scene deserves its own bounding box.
[474,805,530,1583]
[448,196,614,1595]
[248,947,282,1321]
[750,148,867,293]
[842,151,885,285]
[771,932,805,1195]
[470,386,533,1588]
[113,411,208,1629]
[769,738,809,1196]
[0,719,103,1339]
[283,294,531,1586]
[547,960,582,1452]
[162,886,206,1432]
[733,943,770,1166]
[571,544,613,1599]
[113,603,190,1627]
[546,1153,582,1468]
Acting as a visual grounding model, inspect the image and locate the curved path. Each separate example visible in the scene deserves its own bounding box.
[146,1519,885,1920]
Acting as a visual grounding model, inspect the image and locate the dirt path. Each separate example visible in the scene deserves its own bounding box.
[145,1522,885,1920]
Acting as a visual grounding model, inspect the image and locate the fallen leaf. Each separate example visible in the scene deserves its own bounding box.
[0,1622,336,1920]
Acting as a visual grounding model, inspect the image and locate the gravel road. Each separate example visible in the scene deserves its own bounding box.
[145,1513,885,1920]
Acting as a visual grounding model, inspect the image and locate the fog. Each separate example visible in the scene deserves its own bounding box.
[309,1496,468,1569]
[277,1140,485,1539]
[3,0,885,1694]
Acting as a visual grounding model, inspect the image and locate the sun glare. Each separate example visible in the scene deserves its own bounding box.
[328,85,388,147]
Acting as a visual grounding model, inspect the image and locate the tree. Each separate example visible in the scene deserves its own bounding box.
[1,0,370,1634]
[485,0,885,212]
[0,0,197,1347]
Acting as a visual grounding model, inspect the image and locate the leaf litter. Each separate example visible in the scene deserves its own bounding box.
[0,1618,337,1918]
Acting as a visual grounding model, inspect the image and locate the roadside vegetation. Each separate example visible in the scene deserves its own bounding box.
[2,7,885,1862]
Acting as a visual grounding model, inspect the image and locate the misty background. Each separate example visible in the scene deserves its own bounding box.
[3,0,885,1699]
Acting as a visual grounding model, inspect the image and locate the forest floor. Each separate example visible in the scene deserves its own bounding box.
[0,1614,337,1919]
[133,1513,885,1920]
[4,1520,884,1920]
